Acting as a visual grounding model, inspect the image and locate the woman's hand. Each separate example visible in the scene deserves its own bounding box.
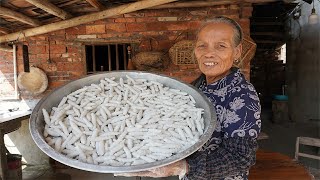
[114,160,188,178]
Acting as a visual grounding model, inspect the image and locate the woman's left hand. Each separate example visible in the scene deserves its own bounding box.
[114,160,188,178]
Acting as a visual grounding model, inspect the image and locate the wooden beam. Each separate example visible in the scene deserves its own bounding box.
[85,0,106,10]
[0,7,41,27]
[25,0,73,20]
[150,0,239,9]
[150,0,279,9]
[0,45,13,52]
[0,27,10,35]
[0,0,178,43]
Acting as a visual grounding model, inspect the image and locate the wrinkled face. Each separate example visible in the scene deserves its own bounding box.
[195,23,242,84]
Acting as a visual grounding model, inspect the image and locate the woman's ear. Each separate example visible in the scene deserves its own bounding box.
[234,44,242,60]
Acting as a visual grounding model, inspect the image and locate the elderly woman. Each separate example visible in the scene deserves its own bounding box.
[117,16,261,180]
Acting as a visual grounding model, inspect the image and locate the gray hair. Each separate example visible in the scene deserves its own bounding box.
[196,16,243,46]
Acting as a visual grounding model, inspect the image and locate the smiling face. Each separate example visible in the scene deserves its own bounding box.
[195,22,242,84]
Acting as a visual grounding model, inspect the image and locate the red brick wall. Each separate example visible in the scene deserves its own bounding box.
[0,4,252,99]
[0,50,15,98]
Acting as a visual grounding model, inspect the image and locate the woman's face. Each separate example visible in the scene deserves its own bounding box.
[195,22,242,84]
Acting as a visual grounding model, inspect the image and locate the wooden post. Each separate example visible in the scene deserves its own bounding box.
[0,0,178,43]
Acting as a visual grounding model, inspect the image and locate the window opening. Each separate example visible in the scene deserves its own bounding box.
[85,43,132,74]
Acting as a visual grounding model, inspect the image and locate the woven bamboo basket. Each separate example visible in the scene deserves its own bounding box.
[234,35,257,68]
[132,51,167,71]
[169,40,196,65]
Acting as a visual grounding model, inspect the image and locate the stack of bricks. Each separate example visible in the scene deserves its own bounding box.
[0,4,253,99]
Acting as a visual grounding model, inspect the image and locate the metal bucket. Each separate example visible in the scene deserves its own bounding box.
[29,71,216,173]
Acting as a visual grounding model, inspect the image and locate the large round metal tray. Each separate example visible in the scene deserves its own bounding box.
[30,71,216,173]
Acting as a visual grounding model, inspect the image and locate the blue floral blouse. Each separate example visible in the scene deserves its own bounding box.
[184,68,261,180]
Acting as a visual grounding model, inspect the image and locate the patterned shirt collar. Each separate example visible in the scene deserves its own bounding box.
[200,67,242,91]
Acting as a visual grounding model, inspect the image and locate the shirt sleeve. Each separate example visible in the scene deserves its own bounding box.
[184,84,261,179]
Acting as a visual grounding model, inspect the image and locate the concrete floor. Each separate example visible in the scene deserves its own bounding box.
[8,108,320,180]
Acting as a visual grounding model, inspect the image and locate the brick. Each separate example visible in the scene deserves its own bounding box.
[124,13,144,18]
[167,22,189,31]
[28,45,47,54]
[208,5,228,10]
[230,4,240,9]
[93,20,108,24]
[241,6,253,18]
[86,25,106,34]
[126,23,147,32]
[65,26,86,35]
[50,34,66,40]
[146,22,168,31]
[38,62,57,72]
[55,40,67,45]
[61,53,69,58]
[56,62,69,71]
[49,40,56,45]
[37,53,49,60]
[208,9,239,16]
[29,36,47,41]
[225,15,240,19]
[66,35,77,40]
[50,44,66,54]
[135,17,157,22]
[0,64,14,73]
[35,41,48,45]
[28,54,37,62]
[157,17,178,21]
[115,18,135,23]
[49,81,67,89]
[67,46,80,53]
[68,62,85,72]
[50,54,62,58]
[69,70,86,78]
[105,23,126,33]
[138,31,161,38]
[190,10,207,16]
[77,35,97,39]
[239,18,250,33]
